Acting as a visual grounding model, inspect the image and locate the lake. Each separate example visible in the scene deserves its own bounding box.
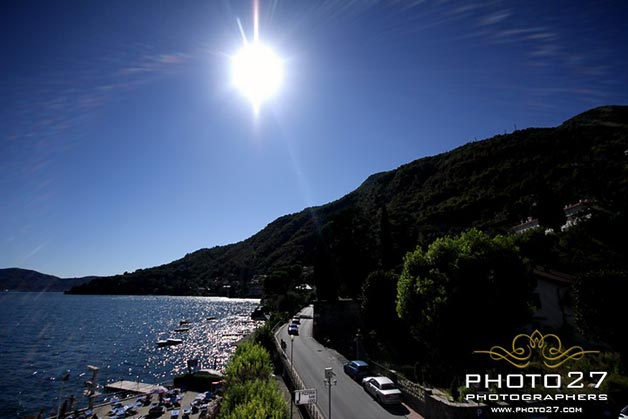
[0,292,261,418]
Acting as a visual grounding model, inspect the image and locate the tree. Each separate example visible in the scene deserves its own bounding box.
[219,380,287,419]
[224,342,272,385]
[361,270,399,339]
[573,270,628,365]
[219,342,287,419]
[263,271,291,295]
[396,229,533,375]
[377,205,394,269]
[534,184,566,231]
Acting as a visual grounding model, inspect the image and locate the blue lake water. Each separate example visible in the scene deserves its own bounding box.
[0,292,261,418]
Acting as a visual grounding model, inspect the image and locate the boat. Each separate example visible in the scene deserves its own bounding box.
[251,306,269,321]
[179,320,191,326]
[195,369,223,379]
[157,338,183,347]
[174,327,190,332]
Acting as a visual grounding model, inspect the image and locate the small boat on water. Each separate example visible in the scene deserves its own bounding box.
[174,327,190,332]
[179,320,191,326]
[251,306,270,321]
[156,338,183,347]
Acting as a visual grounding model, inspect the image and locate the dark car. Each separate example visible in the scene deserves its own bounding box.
[288,324,299,336]
[343,360,369,380]
[148,404,166,417]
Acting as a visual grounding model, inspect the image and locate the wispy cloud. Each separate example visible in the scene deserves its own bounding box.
[477,9,512,26]
[23,240,50,262]
[0,43,198,215]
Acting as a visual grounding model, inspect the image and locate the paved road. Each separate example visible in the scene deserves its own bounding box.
[277,306,419,419]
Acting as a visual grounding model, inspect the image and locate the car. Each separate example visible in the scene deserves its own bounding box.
[620,405,628,419]
[291,316,301,324]
[362,376,402,405]
[288,324,299,336]
[343,360,369,381]
[148,404,166,417]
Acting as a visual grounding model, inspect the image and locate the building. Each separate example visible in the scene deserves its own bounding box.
[531,267,574,330]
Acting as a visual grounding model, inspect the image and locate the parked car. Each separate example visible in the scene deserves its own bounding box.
[291,316,301,324]
[288,324,299,336]
[148,404,166,417]
[362,376,402,405]
[343,360,369,380]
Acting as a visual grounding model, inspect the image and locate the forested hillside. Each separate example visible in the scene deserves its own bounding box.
[0,268,94,292]
[67,105,628,297]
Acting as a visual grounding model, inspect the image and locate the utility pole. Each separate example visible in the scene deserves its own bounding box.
[85,365,99,411]
[324,367,336,419]
[290,335,295,418]
[355,329,362,359]
[56,371,70,419]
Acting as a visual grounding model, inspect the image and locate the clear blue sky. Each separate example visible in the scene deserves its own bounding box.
[1,1,627,278]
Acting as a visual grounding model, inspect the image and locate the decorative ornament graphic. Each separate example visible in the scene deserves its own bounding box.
[473,330,599,369]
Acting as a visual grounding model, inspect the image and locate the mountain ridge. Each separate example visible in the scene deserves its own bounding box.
[19,105,628,296]
[0,268,96,292]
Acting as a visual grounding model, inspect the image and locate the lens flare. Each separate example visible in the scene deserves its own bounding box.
[231,42,284,112]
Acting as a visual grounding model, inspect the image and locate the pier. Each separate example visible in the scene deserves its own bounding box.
[104,380,165,395]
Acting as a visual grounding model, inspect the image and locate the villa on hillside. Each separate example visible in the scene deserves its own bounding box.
[531,267,574,330]
[510,199,592,234]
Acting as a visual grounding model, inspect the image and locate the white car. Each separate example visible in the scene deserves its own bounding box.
[362,376,402,405]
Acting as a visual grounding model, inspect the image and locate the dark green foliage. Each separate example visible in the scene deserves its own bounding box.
[312,206,378,299]
[396,229,534,380]
[361,270,400,340]
[219,380,287,419]
[514,229,560,267]
[263,271,291,295]
[533,184,567,231]
[219,342,287,419]
[67,106,628,297]
[514,208,628,368]
[224,341,273,385]
[574,270,628,363]
[261,265,314,315]
[557,210,628,273]
[252,322,275,355]
[560,211,628,366]
[360,270,418,363]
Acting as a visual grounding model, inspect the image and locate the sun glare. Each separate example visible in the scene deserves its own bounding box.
[231,42,283,112]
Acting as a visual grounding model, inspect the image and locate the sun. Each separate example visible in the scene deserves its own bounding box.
[231,41,284,112]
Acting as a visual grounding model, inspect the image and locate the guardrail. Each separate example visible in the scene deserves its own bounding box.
[273,324,326,419]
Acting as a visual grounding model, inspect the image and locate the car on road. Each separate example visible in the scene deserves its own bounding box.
[292,316,301,324]
[620,405,628,419]
[288,324,299,336]
[362,376,402,405]
[343,360,369,381]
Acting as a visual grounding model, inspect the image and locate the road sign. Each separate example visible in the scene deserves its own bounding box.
[295,388,317,405]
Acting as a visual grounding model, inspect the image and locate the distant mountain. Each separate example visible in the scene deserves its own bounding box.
[0,268,96,292]
[68,105,628,297]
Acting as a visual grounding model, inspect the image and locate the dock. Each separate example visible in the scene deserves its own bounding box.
[104,380,166,395]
